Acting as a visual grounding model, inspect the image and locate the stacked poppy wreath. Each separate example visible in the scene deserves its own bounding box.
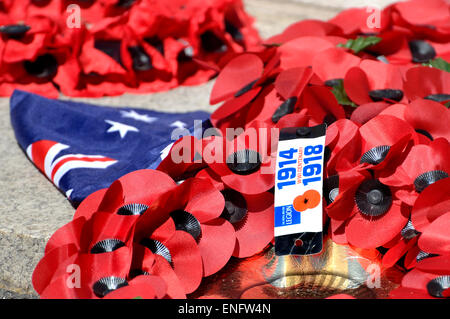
[0,0,260,97]
[33,0,450,299]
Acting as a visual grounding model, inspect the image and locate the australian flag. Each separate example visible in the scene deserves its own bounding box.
[10,90,210,206]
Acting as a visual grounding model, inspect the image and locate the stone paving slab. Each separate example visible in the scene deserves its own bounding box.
[0,0,381,297]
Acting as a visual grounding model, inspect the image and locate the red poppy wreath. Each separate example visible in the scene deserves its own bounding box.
[0,0,260,97]
[33,0,450,299]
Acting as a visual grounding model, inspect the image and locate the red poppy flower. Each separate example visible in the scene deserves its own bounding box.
[140,176,236,278]
[72,169,177,221]
[0,16,69,97]
[1,0,261,97]
[386,39,450,66]
[202,121,276,195]
[325,167,410,249]
[329,115,418,175]
[376,99,450,143]
[379,138,450,206]
[134,215,204,295]
[404,66,450,104]
[390,266,450,299]
[37,243,174,299]
[34,169,214,298]
[393,0,450,41]
[344,60,407,106]
[239,67,314,128]
[381,178,450,270]
[84,170,232,285]
[195,167,274,258]
[33,211,137,298]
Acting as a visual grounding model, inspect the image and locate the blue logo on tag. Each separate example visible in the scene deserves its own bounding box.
[274,204,301,227]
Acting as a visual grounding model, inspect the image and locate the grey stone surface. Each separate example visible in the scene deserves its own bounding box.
[0,0,351,298]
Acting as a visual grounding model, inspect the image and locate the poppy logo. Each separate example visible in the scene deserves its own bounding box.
[293,190,321,212]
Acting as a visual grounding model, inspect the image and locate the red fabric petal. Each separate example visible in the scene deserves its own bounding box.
[344,67,372,105]
[112,169,177,206]
[181,178,225,223]
[274,67,313,100]
[266,20,342,44]
[329,7,389,35]
[327,170,368,220]
[165,230,203,294]
[134,193,175,242]
[83,212,137,252]
[395,0,450,26]
[278,36,335,69]
[412,178,450,232]
[195,167,225,191]
[40,275,92,299]
[359,114,418,153]
[360,60,405,92]
[150,254,187,299]
[210,86,261,128]
[210,54,263,105]
[157,136,205,180]
[45,217,85,253]
[389,287,433,299]
[381,138,450,188]
[416,255,450,275]
[346,201,409,249]
[330,218,348,245]
[301,85,346,125]
[312,48,361,82]
[233,192,274,258]
[382,237,418,268]
[418,212,450,255]
[33,243,79,295]
[197,218,235,277]
[96,180,125,214]
[73,189,107,220]
[404,99,450,142]
[349,102,391,125]
[404,66,450,101]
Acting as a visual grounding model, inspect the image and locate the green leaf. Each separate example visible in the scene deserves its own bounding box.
[331,79,358,108]
[337,36,382,54]
[422,57,450,73]
[445,101,450,108]
[133,296,143,299]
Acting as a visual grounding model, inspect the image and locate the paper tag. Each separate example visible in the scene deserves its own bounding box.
[274,124,326,256]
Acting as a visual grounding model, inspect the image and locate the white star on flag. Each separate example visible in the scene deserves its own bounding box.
[105,120,139,139]
[120,110,157,123]
[170,120,187,129]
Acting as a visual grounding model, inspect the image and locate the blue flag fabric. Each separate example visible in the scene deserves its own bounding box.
[10,90,210,206]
